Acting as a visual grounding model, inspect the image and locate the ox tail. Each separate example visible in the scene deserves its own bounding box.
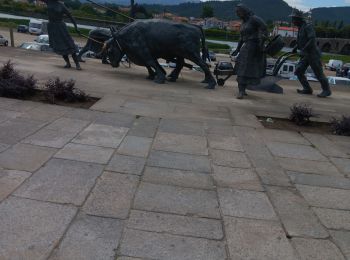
[199,26,209,62]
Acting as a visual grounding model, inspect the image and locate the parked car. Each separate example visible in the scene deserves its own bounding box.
[0,35,8,46]
[34,34,49,44]
[328,76,350,86]
[336,63,350,78]
[29,19,48,35]
[17,25,28,33]
[19,42,52,52]
[208,51,216,62]
[325,59,343,71]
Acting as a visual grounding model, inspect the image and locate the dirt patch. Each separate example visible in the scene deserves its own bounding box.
[257,116,333,135]
[27,90,99,109]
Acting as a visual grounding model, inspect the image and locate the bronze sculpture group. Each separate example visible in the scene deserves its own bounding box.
[45,1,332,99]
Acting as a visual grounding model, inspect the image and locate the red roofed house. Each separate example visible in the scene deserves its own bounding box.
[273,26,298,38]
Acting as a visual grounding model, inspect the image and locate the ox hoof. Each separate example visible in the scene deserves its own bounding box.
[155,78,166,84]
[167,77,177,82]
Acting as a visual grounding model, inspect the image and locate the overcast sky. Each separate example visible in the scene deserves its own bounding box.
[283,0,350,10]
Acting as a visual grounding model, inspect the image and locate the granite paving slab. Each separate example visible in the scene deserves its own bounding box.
[302,133,348,158]
[22,129,77,148]
[133,182,220,219]
[330,230,350,260]
[50,214,124,260]
[117,136,153,157]
[46,117,90,133]
[106,154,146,175]
[224,216,298,260]
[296,184,350,210]
[147,150,211,173]
[255,167,292,187]
[73,123,129,148]
[0,197,77,260]
[83,172,139,219]
[277,157,342,176]
[153,132,208,155]
[208,135,244,152]
[142,166,214,190]
[127,210,223,240]
[330,157,350,175]
[218,188,277,220]
[94,112,135,128]
[288,171,350,190]
[259,129,310,145]
[292,238,345,260]
[313,207,350,230]
[128,116,159,138]
[119,229,227,260]
[267,142,328,161]
[14,159,103,205]
[0,169,31,201]
[205,125,235,136]
[158,118,205,136]
[0,143,57,172]
[211,149,251,168]
[0,119,45,145]
[54,143,114,164]
[212,165,263,191]
[267,186,328,238]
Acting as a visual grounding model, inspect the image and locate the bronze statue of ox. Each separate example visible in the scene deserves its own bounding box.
[104,19,217,89]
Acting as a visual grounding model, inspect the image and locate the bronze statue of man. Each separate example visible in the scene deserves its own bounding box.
[291,9,331,98]
[231,4,268,99]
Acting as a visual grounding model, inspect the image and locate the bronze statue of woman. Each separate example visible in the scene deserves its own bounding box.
[231,4,268,99]
[44,0,82,70]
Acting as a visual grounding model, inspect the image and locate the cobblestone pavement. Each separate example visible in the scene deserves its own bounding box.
[0,48,350,259]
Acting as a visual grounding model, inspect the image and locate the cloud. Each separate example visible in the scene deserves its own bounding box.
[284,0,310,10]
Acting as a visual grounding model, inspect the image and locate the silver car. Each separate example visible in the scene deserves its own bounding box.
[0,35,8,46]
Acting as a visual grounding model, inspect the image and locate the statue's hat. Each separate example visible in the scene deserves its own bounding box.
[289,8,305,19]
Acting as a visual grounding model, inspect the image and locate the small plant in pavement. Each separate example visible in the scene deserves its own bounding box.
[44,77,89,104]
[330,116,350,136]
[289,103,315,126]
[0,60,36,99]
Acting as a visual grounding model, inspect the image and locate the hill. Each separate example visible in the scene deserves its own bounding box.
[143,0,292,21]
[142,0,350,24]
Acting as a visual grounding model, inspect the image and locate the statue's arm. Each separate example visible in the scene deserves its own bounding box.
[231,39,243,56]
[62,3,80,34]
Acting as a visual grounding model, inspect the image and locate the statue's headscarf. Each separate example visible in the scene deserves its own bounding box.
[236,4,254,17]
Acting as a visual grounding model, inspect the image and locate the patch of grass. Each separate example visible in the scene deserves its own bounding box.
[44,77,89,104]
[0,60,36,99]
[330,116,350,136]
[289,103,316,126]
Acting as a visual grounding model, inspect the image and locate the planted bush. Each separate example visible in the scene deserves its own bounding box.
[289,103,315,126]
[44,77,89,104]
[0,60,36,99]
[330,116,350,136]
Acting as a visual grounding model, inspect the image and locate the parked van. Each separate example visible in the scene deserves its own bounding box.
[325,59,343,71]
[29,19,48,35]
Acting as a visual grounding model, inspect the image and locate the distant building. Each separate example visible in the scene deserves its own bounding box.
[273,26,298,37]
[153,12,188,23]
[203,17,225,29]
[226,20,242,32]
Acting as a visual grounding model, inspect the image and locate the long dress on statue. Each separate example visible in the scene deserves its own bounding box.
[235,15,268,86]
[47,0,77,55]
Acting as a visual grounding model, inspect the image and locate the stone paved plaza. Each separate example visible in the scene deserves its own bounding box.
[0,48,350,259]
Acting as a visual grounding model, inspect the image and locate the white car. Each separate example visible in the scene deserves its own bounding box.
[0,35,8,46]
[34,34,49,44]
[328,76,350,86]
[325,59,343,71]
